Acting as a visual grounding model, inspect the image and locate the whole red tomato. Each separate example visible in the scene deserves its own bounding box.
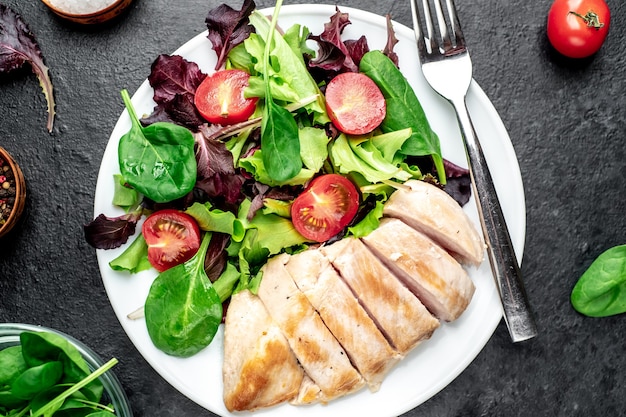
[547,0,610,58]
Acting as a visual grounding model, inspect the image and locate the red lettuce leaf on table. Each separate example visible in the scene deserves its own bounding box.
[0,4,55,132]
[205,0,256,71]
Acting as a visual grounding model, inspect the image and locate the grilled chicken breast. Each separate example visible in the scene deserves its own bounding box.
[362,218,475,322]
[285,249,402,392]
[258,254,365,402]
[321,238,440,355]
[222,289,303,412]
[383,179,485,267]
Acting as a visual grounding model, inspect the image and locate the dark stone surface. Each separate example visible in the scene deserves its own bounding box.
[0,0,624,416]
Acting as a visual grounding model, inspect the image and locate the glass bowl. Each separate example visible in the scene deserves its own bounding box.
[41,0,133,25]
[0,323,133,417]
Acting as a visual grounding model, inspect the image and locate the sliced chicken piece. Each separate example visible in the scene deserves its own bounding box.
[222,289,303,412]
[383,179,485,266]
[290,375,323,405]
[285,249,402,392]
[321,238,439,355]
[362,218,475,322]
[258,253,365,401]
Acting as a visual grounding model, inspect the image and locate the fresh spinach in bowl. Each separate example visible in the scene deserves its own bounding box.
[0,331,118,416]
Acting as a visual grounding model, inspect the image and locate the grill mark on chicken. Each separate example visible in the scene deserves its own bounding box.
[321,238,440,355]
[383,179,485,267]
[258,253,365,401]
[223,290,303,412]
[285,249,402,392]
[362,218,475,322]
[222,179,482,412]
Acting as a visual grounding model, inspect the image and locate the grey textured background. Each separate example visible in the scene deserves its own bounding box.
[1,0,625,416]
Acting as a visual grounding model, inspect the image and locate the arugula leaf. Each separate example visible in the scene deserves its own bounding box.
[0,4,55,132]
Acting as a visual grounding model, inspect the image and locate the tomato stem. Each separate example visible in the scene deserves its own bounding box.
[569,11,605,29]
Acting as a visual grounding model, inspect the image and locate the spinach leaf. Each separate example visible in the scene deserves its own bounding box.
[259,0,302,183]
[11,361,62,400]
[118,89,197,203]
[261,101,302,182]
[144,233,223,357]
[571,244,626,317]
[0,390,25,408]
[30,358,117,417]
[359,50,446,183]
[20,331,103,402]
[0,346,27,386]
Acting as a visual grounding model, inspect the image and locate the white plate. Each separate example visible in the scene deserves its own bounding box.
[94,4,525,417]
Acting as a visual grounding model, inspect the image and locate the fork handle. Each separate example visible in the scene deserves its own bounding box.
[451,96,538,343]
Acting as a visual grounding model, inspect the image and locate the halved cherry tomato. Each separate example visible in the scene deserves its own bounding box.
[547,0,610,58]
[291,174,360,242]
[142,209,201,272]
[194,69,258,125]
[325,72,386,135]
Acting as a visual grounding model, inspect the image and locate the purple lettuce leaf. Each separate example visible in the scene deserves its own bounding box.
[141,54,207,130]
[383,14,399,67]
[148,54,206,104]
[194,124,237,179]
[195,173,247,212]
[84,211,143,250]
[344,36,370,67]
[0,4,55,132]
[442,159,471,206]
[204,232,230,282]
[205,0,256,70]
[308,7,361,73]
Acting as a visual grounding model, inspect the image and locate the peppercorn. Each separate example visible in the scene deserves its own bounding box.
[0,157,17,224]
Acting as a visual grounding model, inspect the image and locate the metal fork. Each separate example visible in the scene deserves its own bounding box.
[410,0,537,342]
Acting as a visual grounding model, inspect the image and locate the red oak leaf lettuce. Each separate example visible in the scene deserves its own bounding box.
[142,54,207,130]
[0,4,55,132]
[205,0,256,70]
[84,211,143,250]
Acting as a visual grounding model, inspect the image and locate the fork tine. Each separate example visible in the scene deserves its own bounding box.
[444,0,466,50]
[432,0,452,51]
[411,0,426,56]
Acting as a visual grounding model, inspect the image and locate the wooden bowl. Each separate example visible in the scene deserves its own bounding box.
[41,0,133,25]
[0,147,26,239]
